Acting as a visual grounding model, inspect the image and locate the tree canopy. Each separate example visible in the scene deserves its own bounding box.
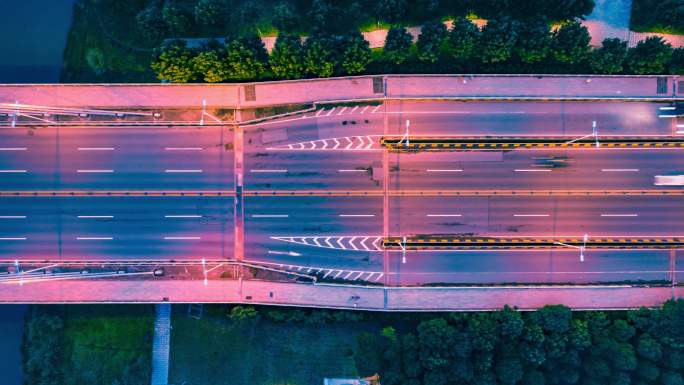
[384,27,414,65]
[417,21,448,63]
[626,36,674,74]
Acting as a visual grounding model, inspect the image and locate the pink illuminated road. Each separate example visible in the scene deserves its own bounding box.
[1,100,683,285]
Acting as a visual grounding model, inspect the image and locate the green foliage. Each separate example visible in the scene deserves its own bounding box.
[631,0,684,34]
[384,27,414,65]
[356,332,381,376]
[552,21,591,64]
[228,305,259,324]
[303,35,337,77]
[375,0,407,24]
[235,1,260,33]
[162,0,192,35]
[194,0,226,29]
[22,307,64,385]
[224,37,267,80]
[136,2,168,42]
[416,21,447,63]
[637,333,663,361]
[479,18,519,64]
[663,371,684,385]
[534,305,573,334]
[495,355,523,384]
[191,49,228,82]
[514,20,552,64]
[269,33,305,79]
[151,40,194,82]
[272,1,298,32]
[668,47,684,74]
[340,32,372,74]
[590,38,628,74]
[449,17,480,61]
[611,319,637,342]
[625,36,673,74]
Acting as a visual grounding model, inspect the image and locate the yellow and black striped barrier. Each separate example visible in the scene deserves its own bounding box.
[381,136,684,150]
[383,236,684,250]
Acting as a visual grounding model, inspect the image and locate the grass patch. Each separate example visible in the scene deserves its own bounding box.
[169,306,380,385]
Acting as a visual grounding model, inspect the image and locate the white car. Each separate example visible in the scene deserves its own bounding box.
[654,175,684,186]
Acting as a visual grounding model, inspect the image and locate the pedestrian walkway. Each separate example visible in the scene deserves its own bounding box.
[151,303,171,385]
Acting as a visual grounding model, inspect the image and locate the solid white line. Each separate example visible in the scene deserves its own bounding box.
[165,169,203,173]
[514,169,552,172]
[251,214,289,218]
[600,214,639,217]
[659,114,677,118]
[0,237,26,240]
[77,215,113,219]
[514,214,550,217]
[77,147,114,151]
[0,170,27,173]
[339,214,375,217]
[601,169,639,172]
[426,169,463,172]
[0,216,26,219]
[0,148,26,151]
[660,106,676,110]
[677,130,684,134]
[164,236,201,240]
[164,147,203,151]
[164,215,202,218]
[250,169,287,173]
[427,214,462,217]
[677,124,684,128]
[338,169,367,172]
[77,169,113,173]
[76,237,113,240]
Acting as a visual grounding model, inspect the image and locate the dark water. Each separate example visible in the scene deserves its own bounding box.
[0,305,27,385]
[0,0,76,83]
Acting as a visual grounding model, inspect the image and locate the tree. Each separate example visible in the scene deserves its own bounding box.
[663,372,684,385]
[340,32,372,74]
[637,359,660,382]
[375,0,407,24]
[236,1,260,31]
[611,319,636,342]
[269,33,305,79]
[497,305,524,340]
[417,318,456,371]
[356,332,381,376]
[514,20,551,64]
[303,35,337,77]
[669,47,684,74]
[191,49,228,82]
[384,27,413,65]
[544,0,595,20]
[401,333,423,380]
[626,36,673,74]
[136,2,168,42]
[224,38,266,80]
[194,0,225,28]
[417,21,447,63]
[308,0,331,34]
[495,355,523,385]
[162,1,192,35]
[551,21,591,64]
[273,1,298,32]
[449,17,479,61]
[590,38,628,74]
[612,343,638,371]
[523,369,546,385]
[22,308,64,385]
[228,305,259,324]
[533,305,572,334]
[479,17,519,63]
[151,40,195,82]
[637,334,662,361]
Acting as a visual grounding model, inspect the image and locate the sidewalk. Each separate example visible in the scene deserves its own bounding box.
[0,279,680,310]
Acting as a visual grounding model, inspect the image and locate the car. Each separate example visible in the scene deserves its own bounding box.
[532,155,570,168]
[654,174,684,186]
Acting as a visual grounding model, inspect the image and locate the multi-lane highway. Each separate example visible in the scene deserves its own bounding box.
[1,100,682,286]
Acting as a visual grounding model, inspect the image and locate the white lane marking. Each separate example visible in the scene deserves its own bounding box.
[339,214,375,217]
[0,237,26,240]
[251,214,289,218]
[77,147,114,151]
[659,114,677,118]
[326,107,335,116]
[164,215,202,218]
[360,106,369,114]
[250,169,287,173]
[337,107,347,115]
[0,170,27,173]
[513,214,550,217]
[426,169,463,172]
[600,214,639,217]
[601,169,639,172]
[678,130,684,134]
[371,105,382,113]
[660,106,676,110]
[677,124,684,128]
[0,147,27,151]
[165,169,203,173]
[164,236,201,240]
[427,214,462,217]
[77,169,113,173]
[338,169,367,172]
[315,109,324,117]
[77,215,113,219]
[164,147,203,151]
[350,106,358,114]
[514,169,552,172]
[76,237,113,240]
[267,250,302,256]
[0,216,26,219]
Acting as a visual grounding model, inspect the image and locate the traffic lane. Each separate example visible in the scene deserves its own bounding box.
[391,196,684,237]
[386,100,671,136]
[244,196,383,266]
[0,127,59,189]
[244,151,382,190]
[677,251,684,283]
[391,149,684,190]
[57,125,234,190]
[387,249,671,285]
[0,196,233,260]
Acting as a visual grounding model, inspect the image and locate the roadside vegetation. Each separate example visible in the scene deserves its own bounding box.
[631,0,684,35]
[22,305,153,385]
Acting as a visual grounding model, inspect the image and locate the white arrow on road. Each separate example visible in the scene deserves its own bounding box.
[267,250,302,257]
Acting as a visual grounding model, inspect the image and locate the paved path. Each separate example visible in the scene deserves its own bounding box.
[151,304,171,385]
